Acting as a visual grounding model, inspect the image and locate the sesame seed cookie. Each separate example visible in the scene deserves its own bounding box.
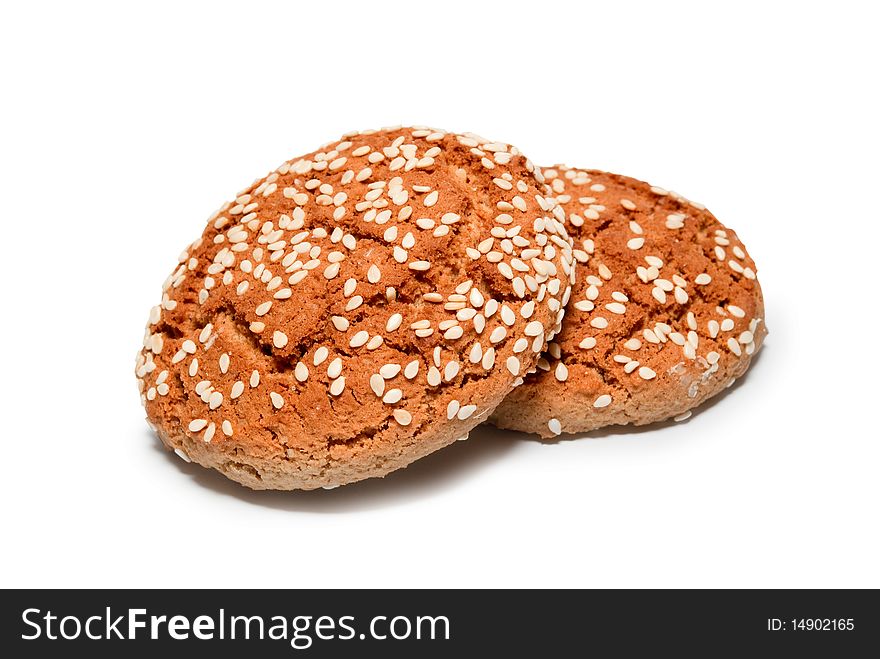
[136,127,574,489]
[489,167,765,439]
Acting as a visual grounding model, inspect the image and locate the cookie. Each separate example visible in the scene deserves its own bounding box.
[489,167,765,438]
[136,127,574,489]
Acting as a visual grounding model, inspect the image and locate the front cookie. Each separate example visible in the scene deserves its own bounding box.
[136,128,574,489]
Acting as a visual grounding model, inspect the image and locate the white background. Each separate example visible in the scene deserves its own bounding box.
[1,1,878,589]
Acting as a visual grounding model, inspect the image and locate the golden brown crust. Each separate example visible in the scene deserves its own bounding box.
[136,128,574,489]
[490,168,766,438]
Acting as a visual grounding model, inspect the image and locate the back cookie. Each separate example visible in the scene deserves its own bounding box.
[490,167,766,438]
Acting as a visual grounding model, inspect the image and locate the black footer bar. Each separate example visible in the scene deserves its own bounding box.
[2,589,876,656]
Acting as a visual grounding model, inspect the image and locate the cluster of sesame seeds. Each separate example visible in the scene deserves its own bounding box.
[136,127,574,451]
[526,167,762,436]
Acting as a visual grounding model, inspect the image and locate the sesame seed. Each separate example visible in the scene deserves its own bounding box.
[272,330,288,348]
[548,418,562,435]
[457,405,477,420]
[497,262,514,279]
[188,419,208,432]
[555,362,568,382]
[331,316,349,331]
[393,409,412,426]
[620,198,636,211]
[367,264,381,283]
[269,392,284,409]
[327,357,343,379]
[402,360,419,379]
[426,366,442,387]
[288,271,308,286]
[383,388,403,404]
[366,373,384,397]
[323,370,346,395]
[727,337,743,356]
[590,317,609,329]
[695,273,712,285]
[666,213,685,229]
[182,340,197,354]
[594,394,612,408]
[250,370,260,387]
[524,321,544,336]
[506,356,520,376]
[444,361,461,381]
[289,361,307,383]
[627,237,645,250]
[437,324,461,341]
[255,301,272,316]
[203,423,216,443]
[489,326,507,343]
[208,391,223,410]
[579,337,597,349]
[729,305,746,318]
[349,331,369,348]
[674,411,692,422]
[469,342,483,363]
[383,313,403,332]
[442,399,461,421]
[606,302,626,315]
[638,367,657,380]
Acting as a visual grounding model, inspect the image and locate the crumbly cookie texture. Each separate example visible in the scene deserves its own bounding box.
[490,167,766,439]
[136,127,574,489]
